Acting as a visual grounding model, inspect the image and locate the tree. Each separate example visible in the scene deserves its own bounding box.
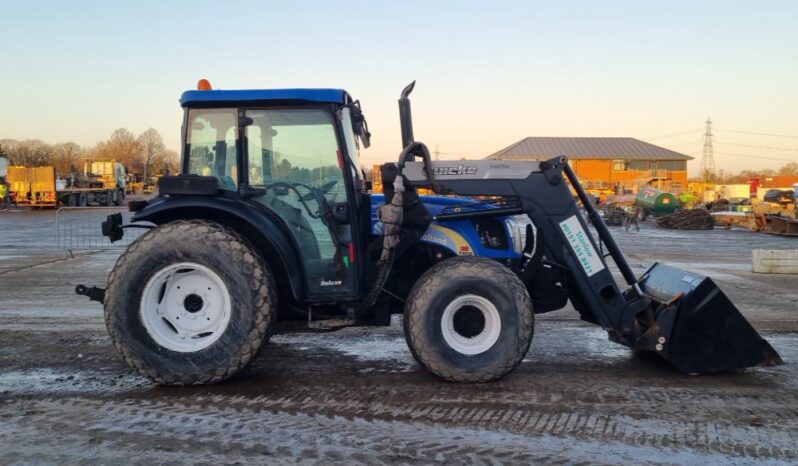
[96,128,142,170]
[778,163,798,177]
[148,148,179,176]
[51,142,82,176]
[137,128,165,179]
[4,139,53,166]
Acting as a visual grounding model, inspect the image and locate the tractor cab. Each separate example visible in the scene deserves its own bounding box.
[171,82,372,300]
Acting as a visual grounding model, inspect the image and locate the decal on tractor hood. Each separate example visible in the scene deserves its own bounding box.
[559,215,605,277]
[421,224,474,256]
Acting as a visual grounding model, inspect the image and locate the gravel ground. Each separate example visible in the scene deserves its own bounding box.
[1,209,797,464]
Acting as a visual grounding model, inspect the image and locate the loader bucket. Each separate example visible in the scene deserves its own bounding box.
[637,263,782,374]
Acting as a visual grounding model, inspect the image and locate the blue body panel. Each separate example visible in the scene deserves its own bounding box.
[180,89,348,107]
[370,194,521,260]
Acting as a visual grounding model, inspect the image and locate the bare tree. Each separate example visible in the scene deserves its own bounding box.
[95,128,143,170]
[778,163,798,177]
[137,128,165,179]
[4,139,53,166]
[51,142,82,176]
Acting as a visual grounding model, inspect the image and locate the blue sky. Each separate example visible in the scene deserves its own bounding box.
[1,0,796,174]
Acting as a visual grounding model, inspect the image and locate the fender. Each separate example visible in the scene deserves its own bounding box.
[132,196,305,301]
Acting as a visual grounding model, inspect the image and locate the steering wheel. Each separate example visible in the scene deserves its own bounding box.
[265,181,337,219]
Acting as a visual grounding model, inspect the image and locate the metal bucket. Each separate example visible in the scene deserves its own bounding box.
[635,263,782,374]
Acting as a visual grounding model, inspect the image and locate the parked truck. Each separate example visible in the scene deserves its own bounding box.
[58,158,127,206]
[7,158,127,208]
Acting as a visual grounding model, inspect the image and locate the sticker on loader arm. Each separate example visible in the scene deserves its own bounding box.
[559,215,605,277]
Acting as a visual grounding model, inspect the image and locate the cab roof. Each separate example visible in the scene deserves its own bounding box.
[180,88,349,107]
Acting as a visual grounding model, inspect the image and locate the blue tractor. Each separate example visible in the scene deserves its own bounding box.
[78,81,780,385]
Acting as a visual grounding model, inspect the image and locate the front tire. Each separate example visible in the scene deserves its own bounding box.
[403,256,534,383]
[104,220,276,385]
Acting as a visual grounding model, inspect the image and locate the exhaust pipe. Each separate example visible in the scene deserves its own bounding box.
[398,81,416,156]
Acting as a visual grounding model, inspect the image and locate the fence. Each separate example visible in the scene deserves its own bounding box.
[55,207,152,251]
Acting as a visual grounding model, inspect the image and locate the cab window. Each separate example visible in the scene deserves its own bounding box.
[185,109,238,190]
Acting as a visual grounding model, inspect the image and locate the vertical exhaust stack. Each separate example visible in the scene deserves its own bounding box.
[398,81,416,159]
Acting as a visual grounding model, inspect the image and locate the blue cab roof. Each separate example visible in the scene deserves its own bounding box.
[180,88,348,107]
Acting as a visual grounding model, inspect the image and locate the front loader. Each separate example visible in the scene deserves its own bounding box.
[77,80,781,385]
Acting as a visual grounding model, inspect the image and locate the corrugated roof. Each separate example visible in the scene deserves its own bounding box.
[486,137,693,161]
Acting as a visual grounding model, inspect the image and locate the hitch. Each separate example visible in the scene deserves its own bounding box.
[75,284,105,304]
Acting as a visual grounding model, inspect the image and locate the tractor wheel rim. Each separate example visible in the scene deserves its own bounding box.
[441,294,501,355]
[140,262,232,353]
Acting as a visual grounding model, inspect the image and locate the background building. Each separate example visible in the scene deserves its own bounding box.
[486,137,692,194]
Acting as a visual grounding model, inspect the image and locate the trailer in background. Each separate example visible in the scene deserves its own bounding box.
[7,159,127,208]
[8,166,58,207]
[58,159,127,207]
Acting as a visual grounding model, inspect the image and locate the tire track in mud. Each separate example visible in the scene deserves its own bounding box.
[4,380,797,463]
[1,397,790,465]
[179,390,797,461]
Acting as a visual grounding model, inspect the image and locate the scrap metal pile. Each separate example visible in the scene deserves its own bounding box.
[656,209,715,230]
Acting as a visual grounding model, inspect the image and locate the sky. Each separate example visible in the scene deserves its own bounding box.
[1,0,797,176]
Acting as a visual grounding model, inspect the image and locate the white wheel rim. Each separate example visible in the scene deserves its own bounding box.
[440,294,502,355]
[140,262,232,353]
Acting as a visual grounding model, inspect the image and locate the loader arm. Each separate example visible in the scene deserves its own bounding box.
[401,157,636,339]
[397,155,782,374]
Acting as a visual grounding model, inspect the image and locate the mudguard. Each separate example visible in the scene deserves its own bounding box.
[131,196,305,301]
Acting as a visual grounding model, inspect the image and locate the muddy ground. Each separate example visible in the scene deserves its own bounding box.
[1,208,797,465]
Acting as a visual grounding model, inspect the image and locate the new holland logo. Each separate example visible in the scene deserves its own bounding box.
[320,280,342,287]
[432,165,478,176]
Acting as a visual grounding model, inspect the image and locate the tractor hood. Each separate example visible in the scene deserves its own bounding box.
[369,193,523,260]
[370,193,493,226]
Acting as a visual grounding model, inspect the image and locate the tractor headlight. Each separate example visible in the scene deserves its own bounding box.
[504,214,536,255]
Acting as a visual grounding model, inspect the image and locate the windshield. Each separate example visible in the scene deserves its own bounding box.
[245,109,343,193]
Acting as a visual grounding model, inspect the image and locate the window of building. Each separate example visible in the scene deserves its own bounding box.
[655,160,687,171]
[628,160,650,171]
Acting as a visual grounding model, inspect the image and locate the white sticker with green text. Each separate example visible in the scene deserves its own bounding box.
[559,215,605,277]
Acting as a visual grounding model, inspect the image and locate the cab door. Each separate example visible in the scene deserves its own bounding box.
[244,108,357,299]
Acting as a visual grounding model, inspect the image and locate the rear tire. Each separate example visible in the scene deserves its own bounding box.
[104,190,114,206]
[403,256,533,383]
[78,192,88,207]
[104,220,276,385]
[67,194,77,207]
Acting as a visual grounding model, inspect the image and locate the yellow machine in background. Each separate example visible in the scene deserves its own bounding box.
[126,173,144,195]
[143,175,162,194]
[82,159,125,191]
[7,165,58,207]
